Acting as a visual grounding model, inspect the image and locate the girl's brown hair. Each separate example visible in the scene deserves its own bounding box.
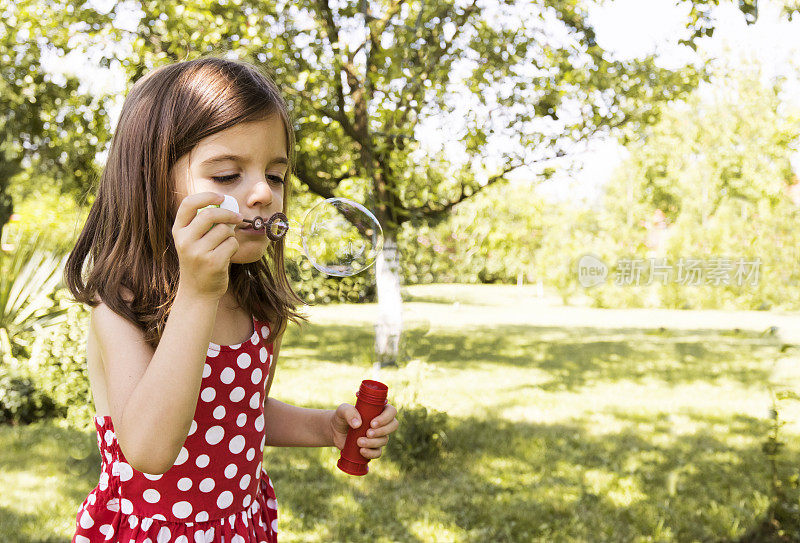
[65,57,307,347]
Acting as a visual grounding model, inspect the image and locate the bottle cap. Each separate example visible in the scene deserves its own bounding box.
[220,194,239,213]
[356,380,388,405]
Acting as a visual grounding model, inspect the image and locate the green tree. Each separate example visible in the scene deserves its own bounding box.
[0,1,109,238]
[597,60,800,310]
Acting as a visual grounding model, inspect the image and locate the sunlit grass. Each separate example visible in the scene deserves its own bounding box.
[1,284,797,542]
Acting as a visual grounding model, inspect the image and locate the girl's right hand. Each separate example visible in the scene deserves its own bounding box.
[172,192,244,300]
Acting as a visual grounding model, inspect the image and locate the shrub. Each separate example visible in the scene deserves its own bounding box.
[19,289,94,430]
[386,405,451,473]
[286,255,376,304]
[0,366,64,425]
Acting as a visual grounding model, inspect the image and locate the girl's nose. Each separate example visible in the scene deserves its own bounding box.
[249,178,274,206]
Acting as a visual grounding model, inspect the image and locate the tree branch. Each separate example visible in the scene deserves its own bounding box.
[293,159,337,201]
[314,0,362,143]
[390,0,480,132]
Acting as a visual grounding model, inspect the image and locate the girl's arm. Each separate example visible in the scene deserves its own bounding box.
[93,285,220,474]
[262,330,400,457]
[262,332,335,447]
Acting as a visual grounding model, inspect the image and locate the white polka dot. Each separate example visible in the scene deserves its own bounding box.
[75,536,90,543]
[251,333,259,345]
[175,536,189,543]
[194,533,204,543]
[200,387,216,402]
[128,515,139,529]
[249,391,261,409]
[261,325,270,337]
[266,498,277,510]
[153,513,167,520]
[217,490,233,509]
[195,511,209,522]
[213,405,226,419]
[99,523,114,540]
[79,509,94,529]
[199,477,215,492]
[237,353,252,368]
[116,461,133,481]
[239,473,251,490]
[229,434,245,454]
[246,447,255,461]
[195,454,210,468]
[230,387,245,402]
[260,435,265,451]
[259,347,268,363]
[237,413,247,427]
[206,426,224,445]
[157,526,171,542]
[98,471,109,490]
[104,430,114,446]
[225,463,238,478]
[88,492,96,505]
[143,489,161,503]
[178,477,193,491]
[271,518,279,533]
[230,342,242,349]
[172,501,192,519]
[188,419,197,436]
[202,364,211,378]
[207,347,219,358]
[120,498,133,514]
[231,535,246,543]
[141,517,153,530]
[254,413,265,432]
[251,368,262,385]
[173,447,189,466]
[143,472,163,481]
[220,367,235,384]
[243,494,252,508]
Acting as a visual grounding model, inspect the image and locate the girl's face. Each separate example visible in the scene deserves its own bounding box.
[172,115,288,264]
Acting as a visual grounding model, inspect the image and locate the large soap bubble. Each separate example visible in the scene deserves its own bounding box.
[302,198,384,277]
[242,197,383,277]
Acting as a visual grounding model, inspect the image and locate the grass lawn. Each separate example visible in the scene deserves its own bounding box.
[1,284,798,542]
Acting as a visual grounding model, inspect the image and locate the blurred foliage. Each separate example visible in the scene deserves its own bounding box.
[0,367,62,425]
[385,404,451,474]
[3,183,89,257]
[0,230,69,364]
[591,62,800,310]
[286,254,376,305]
[0,1,109,230]
[14,289,94,430]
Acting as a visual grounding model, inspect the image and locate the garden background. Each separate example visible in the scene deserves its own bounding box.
[1,0,800,541]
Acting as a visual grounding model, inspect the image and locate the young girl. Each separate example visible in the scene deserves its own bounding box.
[64,57,399,543]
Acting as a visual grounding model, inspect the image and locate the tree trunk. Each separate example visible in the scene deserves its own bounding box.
[374,232,402,369]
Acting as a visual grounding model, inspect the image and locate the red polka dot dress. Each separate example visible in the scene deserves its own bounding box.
[72,316,279,543]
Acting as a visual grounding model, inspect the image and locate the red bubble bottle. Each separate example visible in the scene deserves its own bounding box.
[337,379,389,476]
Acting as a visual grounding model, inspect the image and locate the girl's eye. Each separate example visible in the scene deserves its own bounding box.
[211,173,239,183]
[210,173,284,184]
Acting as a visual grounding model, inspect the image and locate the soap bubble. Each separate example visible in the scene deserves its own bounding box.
[259,197,383,277]
[302,198,383,277]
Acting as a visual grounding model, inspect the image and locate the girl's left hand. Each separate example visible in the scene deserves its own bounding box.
[329,402,399,459]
